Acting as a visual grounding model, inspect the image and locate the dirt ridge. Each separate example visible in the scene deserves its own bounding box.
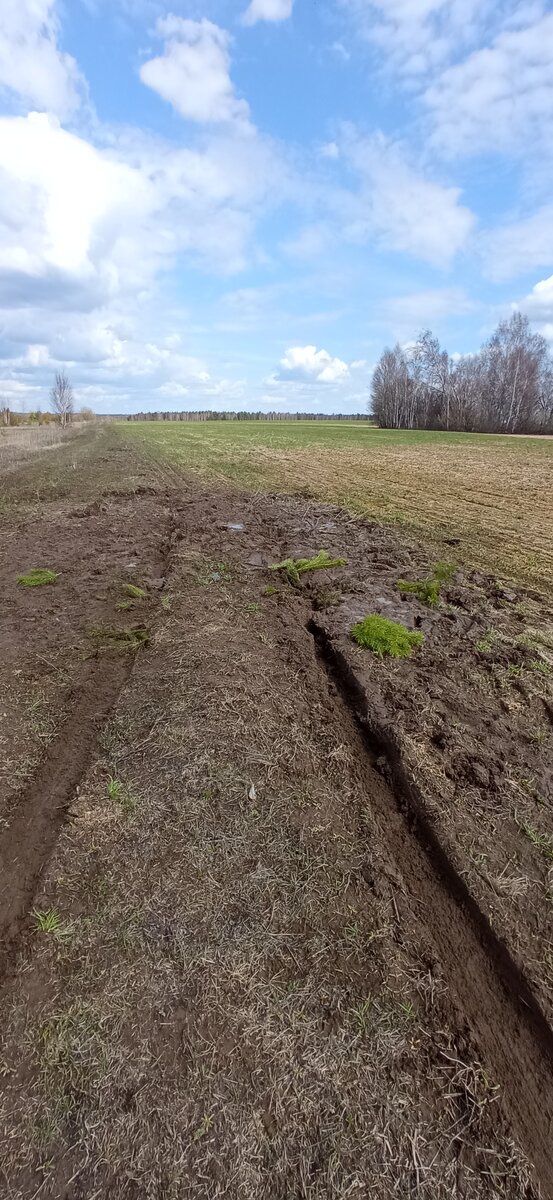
[309,616,553,1199]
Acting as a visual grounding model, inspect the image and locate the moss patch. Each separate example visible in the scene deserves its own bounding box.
[17,568,59,588]
[351,614,424,658]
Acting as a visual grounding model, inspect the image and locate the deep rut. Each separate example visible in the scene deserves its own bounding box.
[309,618,553,1199]
[0,655,134,977]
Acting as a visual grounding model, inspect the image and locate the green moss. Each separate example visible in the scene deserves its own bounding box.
[270,549,347,588]
[17,568,59,588]
[351,614,424,658]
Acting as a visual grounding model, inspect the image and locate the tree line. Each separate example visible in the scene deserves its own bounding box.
[371,313,553,434]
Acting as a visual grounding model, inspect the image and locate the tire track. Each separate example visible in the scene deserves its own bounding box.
[309,617,553,1199]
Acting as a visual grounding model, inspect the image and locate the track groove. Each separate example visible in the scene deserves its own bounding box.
[309,618,553,1199]
[0,654,134,977]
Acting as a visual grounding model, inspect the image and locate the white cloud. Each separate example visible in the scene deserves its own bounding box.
[519,274,553,325]
[481,203,553,281]
[275,345,350,383]
[242,0,294,27]
[140,17,250,127]
[341,132,475,266]
[342,0,487,78]
[425,12,553,157]
[0,0,83,117]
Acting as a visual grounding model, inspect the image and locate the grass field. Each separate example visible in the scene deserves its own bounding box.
[121,421,553,589]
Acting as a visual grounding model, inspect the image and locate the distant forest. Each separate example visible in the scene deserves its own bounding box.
[125,411,370,422]
[371,313,553,434]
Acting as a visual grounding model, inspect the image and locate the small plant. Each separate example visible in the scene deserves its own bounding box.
[351,998,373,1035]
[32,908,70,940]
[115,599,134,611]
[476,630,497,653]
[107,776,137,814]
[528,726,548,746]
[122,583,146,599]
[87,625,150,653]
[351,614,424,658]
[433,560,456,583]
[396,560,456,608]
[262,584,278,597]
[161,595,172,611]
[270,549,346,588]
[529,660,551,677]
[194,1113,214,1140]
[520,822,553,862]
[17,568,58,588]
[312,589,341,612]
[397,578,440,608]
[195,561,233,586]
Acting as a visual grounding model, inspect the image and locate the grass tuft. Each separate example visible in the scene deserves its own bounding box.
[17,568,59,588]
[397,560,456,608]
[351,614,424,658]
[270,549,346,588]
[397,578,440,608]
[32,908,70,940]
[122,583,146,599]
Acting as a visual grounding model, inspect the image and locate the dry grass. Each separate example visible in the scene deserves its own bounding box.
[0,422,89,472]
[0,524,534,1198]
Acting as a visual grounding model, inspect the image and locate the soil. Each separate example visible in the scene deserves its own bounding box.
[0,426,552,1199]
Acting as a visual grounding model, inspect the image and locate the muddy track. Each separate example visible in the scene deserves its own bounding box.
[0,491,179,982]
[0,656,135,977]
[309,617,553,1197]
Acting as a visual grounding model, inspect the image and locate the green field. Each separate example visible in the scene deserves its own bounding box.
[120,421,553,589]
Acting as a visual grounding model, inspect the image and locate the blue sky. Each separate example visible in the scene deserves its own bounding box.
[1,0,552,414]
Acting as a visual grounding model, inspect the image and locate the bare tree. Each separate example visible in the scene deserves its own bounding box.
[50,371,74,428]
[370,314,553,434]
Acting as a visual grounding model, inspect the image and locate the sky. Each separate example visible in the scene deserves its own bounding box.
[0,1,553,415]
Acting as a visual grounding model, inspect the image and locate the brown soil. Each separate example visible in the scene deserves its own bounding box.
[0,428,552,1199]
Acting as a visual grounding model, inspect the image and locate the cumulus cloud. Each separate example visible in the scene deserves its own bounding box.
[519,274,553,325]
[425,12,553,157]
[242,0,294,26]
[341,132,475,266]
[0,0,83,117]
[275,345,350,383]
[140,17,250,127]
